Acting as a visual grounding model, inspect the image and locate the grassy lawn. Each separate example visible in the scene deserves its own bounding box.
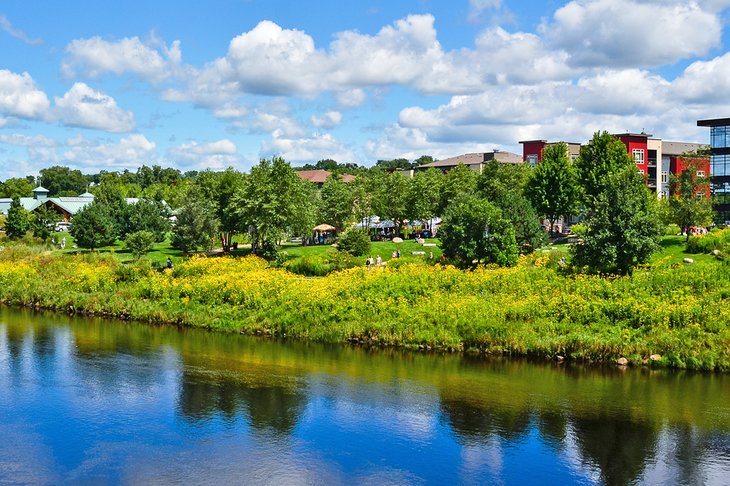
[651,235,716,265]
[47,231,718,270]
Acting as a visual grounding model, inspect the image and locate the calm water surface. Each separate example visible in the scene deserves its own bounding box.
[1,308,729,485]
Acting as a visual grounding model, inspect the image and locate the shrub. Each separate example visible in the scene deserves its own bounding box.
[125,230,155,259]
[337,228,371,256]
[686,229,730,254]
[286,256,331,276]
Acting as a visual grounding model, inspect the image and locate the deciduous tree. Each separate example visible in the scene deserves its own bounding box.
[439,194,518,268]
[526,142,580,235]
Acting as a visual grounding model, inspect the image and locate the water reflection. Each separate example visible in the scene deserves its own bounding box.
[179,367,307,435]
[1,307,729,484]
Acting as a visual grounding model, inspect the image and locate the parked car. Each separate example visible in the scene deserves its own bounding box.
[55,222,72,232]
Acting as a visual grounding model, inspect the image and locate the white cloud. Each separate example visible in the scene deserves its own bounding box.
[573,69,670,115]
[0,133,57,147]
[167,139,238,170]
[311,111,342,129]
[471,28,573,84]
[0,70,50,120]
[0,15,42,45]
[672,52,730,103]
[54,82,135,132]
[63,36,181,82]
[541,0,721,67]
[60,134,157,169]
[261,131,356,163]
[336,89,366,108]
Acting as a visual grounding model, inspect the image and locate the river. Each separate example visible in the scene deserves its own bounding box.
[0,308,728,485]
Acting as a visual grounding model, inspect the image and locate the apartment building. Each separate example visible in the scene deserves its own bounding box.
[697,118,730,224]
[519,133,709,199]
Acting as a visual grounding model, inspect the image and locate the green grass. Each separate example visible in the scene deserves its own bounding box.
[45,231,722,273]
[651,235,716,265]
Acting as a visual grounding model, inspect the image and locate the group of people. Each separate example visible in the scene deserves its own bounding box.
[365,255,382,269]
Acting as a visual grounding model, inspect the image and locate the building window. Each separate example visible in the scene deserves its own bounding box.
[697,170,705,177]
[632,149,645,164]
[527,155,538,167]
[661,171,668,183]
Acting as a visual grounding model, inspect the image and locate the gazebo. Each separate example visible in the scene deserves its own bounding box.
[313,223,336,244]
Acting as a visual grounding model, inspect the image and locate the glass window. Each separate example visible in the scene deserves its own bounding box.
[661,171,668,183]
[527,155,538,167]
[711,125,730,149]
[697,170,705,177]
[632,149,644,163]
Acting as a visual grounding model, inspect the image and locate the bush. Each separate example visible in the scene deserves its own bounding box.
[665,224,681,236]
[686,229,730,254]
[125,230,155,259]
[286,256,331,276]
[258,240,280,261]
[337,228,371,256]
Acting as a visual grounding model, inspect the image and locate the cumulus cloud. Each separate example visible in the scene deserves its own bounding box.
[60,134,157,169]
[541,0,721,68]
[167,139,239,170]
[261,131,356,163]
[311,111,342,129]
[54,82,135,132]
[63,36,181,82]
[336,89,366,108]
[0,70,51,120]
[672,52,730,103]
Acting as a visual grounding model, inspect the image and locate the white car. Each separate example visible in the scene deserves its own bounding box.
[55,222,72,232]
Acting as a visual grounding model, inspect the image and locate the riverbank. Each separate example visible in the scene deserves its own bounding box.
[1,245,728,370]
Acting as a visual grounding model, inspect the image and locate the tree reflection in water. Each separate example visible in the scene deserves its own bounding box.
[178,367,307,435]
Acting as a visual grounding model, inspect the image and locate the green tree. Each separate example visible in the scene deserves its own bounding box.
[438,164,478,215]
[668,155,713,241]
[355,168,388,227]
[31,205,61,241]
[5,198,30,239]
[171,194,219,253]
[196,168,246,251]
[39,166,90,196]
[70,203,118,250]
[526,142,580,235]
[439,194,518,268]
[235,158,315,250]
[0,178,34,198]
[576,132,634,204]
[319,174,353,233]
[572,168,662,275]
[380,171,411,234]
[121,200,171,242]
[407,168,442,224]
[495,192,546,253]
[337,227,371,256]
[124,230,156,259]
[477,160,531,202]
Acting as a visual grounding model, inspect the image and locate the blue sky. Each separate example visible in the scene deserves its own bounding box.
[1,0,730,178]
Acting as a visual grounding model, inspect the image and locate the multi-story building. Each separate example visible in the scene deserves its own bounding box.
[411,150,522,175]
[697,118,730,224]
[519,133,709,199]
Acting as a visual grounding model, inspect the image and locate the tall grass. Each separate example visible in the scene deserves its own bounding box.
[0,247,728,370]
